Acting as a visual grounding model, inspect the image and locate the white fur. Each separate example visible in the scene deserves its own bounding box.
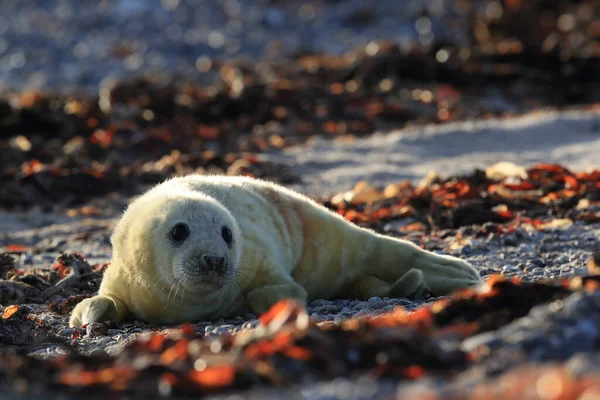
[70,174,481,326]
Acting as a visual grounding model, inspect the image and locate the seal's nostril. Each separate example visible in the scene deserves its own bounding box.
[203,255,226,271]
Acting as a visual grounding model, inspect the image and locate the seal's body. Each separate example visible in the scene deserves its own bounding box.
[70,175,481,326]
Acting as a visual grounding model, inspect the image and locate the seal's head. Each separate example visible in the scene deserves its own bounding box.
[111,188,242,302]
[160,194,241,291]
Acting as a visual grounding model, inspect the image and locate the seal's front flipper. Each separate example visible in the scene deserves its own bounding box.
[245,274,307,315]
[69,295,129,327]
[388,269,430,300]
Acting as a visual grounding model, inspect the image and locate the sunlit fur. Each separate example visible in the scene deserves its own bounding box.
[69,175,481,326]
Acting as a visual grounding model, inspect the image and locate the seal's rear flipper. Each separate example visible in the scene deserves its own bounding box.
[352,228,482,297]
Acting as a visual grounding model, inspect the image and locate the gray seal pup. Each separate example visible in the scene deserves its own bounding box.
[70,175,481,326]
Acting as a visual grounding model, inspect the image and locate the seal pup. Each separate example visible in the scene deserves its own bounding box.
[70,175,481,326]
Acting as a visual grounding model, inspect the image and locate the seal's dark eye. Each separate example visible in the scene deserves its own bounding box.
[170,223,190,242]
[221,226,233,246]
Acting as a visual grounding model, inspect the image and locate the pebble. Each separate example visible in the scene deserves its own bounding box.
[460,331,502,352]
[213,326,230,335]
[86,322,109,337]
[556,255,570,264]
[478,268,496,276]
[515,228,531,241]
[89,348,108,356]
[366,300,387,310]
[339,307,355,318]
[241,320,259,330]
[219,324,234,332]
[502,235,519,247]
[353,309,376,318]
[530,258,545,267]
[502,264,520,274]
[388,298,414,307]
[460,245,473,255]
[57,328,74,337]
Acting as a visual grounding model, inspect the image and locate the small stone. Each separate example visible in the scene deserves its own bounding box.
[58,328,74,337]
[89,348,108,356]
[367,297,382,303]
[458,226,475,236]
[514,228,531,241]
[340,307,355,318]
[518,243,536,253]
[502,264,519,273]
[524,264,540,273]
[367,300,387,309]
[214,326,230,335]
[241,320,259,330]
[353,309,374,318]
[530,258,545,267]
[389,298,413,307]
[530,268,545,276]
[556,255,570,264]
[502,235,519,247]
[478,268,496,276]
[461,331,501,352]
[86,322,109,337]
[438,230,456,239]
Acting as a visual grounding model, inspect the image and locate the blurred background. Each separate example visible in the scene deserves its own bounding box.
[0,0,598,211]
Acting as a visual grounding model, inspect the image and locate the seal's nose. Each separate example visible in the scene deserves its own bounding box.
[202,255,227,272]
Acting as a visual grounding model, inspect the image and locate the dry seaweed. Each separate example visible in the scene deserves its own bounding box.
[325,163,600,234]
[1,274,600,398]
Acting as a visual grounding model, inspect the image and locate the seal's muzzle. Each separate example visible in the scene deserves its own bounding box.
[201,255,228,274]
